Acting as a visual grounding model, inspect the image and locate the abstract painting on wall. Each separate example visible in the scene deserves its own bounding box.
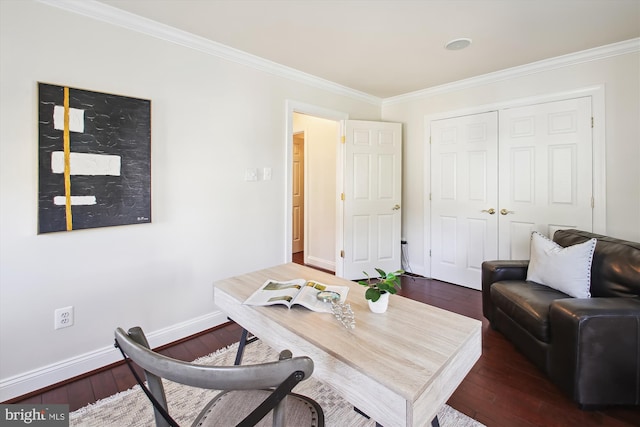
[38,83,151,233]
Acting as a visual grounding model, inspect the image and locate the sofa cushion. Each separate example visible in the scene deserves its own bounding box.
[491,281,569,343]
[526,231,596,298]
[554,229,640,298]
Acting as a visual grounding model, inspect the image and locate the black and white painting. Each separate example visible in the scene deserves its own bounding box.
[38,83,151,233]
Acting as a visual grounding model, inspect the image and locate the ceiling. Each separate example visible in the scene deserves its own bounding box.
[98,0,640,99]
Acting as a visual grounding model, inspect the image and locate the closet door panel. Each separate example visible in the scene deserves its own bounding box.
[431,112,498,290]
[498,97,593,259]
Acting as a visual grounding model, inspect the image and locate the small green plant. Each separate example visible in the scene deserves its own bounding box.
[358,268,404,302]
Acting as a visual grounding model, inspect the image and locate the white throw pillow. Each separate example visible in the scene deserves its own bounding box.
[526,231,597,298]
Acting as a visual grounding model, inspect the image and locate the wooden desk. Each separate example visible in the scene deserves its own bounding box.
[213,263,481,427]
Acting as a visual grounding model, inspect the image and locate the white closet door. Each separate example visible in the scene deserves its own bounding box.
[431,112,499,289]
[498,97,593,259]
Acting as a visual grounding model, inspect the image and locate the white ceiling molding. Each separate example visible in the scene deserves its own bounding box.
[383,38,640,106]
[37,0,383,106]
[37,1,638,107]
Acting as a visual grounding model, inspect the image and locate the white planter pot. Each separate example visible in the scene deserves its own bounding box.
[367,292,390,313]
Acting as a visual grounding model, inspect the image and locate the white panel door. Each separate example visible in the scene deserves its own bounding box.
[498,97,593,259]
[431,112,498,289]
[292,133,304,253]
[341,120,402,280]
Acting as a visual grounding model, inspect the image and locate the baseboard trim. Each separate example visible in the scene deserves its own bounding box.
[304,255,335,273]
[0,311,228,402]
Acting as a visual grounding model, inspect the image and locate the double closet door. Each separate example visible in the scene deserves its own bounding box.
[430,97,593,289]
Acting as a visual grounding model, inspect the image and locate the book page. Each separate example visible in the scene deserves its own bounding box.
[291,280,350,313]
[243,279,306,308]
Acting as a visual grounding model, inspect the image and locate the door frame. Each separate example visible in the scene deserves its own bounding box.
[423,85,606,278]
[284,100,348,264]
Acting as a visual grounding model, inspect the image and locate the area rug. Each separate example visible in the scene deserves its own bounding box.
[70,340,484,426]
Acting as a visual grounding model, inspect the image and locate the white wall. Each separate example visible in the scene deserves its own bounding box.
[0,0,379,399]
[383,49,640,276]
[293,114,339,271]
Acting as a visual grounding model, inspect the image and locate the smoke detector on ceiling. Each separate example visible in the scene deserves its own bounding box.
[445,38,472,50]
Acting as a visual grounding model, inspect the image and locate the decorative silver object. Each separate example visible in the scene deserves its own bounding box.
[331,301,356,329]
[316,290,355,329]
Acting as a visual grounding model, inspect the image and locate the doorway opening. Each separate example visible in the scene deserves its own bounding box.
[290,112,340,272]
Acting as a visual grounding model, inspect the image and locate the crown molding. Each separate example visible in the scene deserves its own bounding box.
[383,37,640,106]
[36,1,638,108]
[36,0,382,106]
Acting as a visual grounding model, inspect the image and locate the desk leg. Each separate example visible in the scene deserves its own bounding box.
[373,421,438,427]
[233,327,259,365]
[234,328,249,365]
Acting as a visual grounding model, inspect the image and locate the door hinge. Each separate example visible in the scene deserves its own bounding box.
[591,117,594,128]
[429,249,431,257]
[340,192,345,201]
[429,193,432,201]
[591,196,595,208]
[340,250,345,258]
[341,135,346,144]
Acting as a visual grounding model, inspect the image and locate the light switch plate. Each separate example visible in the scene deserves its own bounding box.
[245,168,258,181]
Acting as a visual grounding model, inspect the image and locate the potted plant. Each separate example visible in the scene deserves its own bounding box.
[358,268,404,313]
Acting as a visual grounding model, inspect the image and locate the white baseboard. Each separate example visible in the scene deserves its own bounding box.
[304,255,335,273]
[406,264,426,278]
[0,311,228,402]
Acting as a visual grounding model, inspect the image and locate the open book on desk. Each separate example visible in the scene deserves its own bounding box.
[243,279,349,313]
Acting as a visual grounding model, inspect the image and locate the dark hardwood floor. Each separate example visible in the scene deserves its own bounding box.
[6,258,639,426]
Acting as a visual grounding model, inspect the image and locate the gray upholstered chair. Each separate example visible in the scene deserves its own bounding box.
[114,327,324,427]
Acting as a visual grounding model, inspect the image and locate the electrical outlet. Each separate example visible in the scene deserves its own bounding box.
[54,306,74,330]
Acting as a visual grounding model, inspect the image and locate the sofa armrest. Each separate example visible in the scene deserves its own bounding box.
[549,298,640,406]
[481,260,529,322]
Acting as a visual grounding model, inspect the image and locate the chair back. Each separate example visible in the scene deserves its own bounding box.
[114,327,317,427]
[121,327,171,427]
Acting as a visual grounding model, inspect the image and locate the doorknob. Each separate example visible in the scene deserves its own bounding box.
[500,208,515,215]
[481,208,496,215]
[392,204,401,210]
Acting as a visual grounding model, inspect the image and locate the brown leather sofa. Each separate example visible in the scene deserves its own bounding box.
[482,229,640,408]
